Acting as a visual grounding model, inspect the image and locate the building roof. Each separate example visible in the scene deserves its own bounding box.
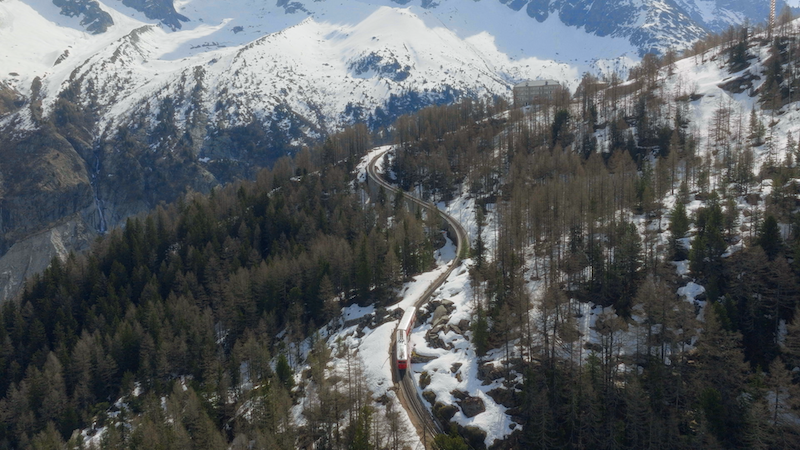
[513,79,560,89]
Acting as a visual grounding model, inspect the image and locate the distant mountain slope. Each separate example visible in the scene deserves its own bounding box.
[46,0,787,57]
[0,0,785,301]
[0,1,577,301]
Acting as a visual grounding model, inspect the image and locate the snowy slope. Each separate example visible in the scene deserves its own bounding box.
[2,0,778,140]
[1,0,583,138]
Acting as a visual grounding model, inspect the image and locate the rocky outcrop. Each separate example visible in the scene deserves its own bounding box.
[119,0,189,30]
[452,389,486,418]
[52,0,114,34]
[458,395,485,418]
[0,127,95,254]
[0,125,98,300]
[0,82,24,119]
[0,215,95,302]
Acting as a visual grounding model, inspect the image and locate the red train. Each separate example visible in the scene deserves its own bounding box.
[396,307,416,371]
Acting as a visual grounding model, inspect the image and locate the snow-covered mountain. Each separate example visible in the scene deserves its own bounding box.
[35,0,790,59]
[0,0,781,302]
[3,0,783,147]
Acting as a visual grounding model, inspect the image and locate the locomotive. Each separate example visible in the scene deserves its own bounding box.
[395,307,416,371]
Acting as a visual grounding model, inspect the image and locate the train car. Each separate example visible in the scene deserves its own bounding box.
[395,307,416,371]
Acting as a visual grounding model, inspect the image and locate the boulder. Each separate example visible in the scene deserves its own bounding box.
[451,389,468,400]
[431,305,448,328]
[458,395,486,418]
[478,362,505,381]
[422,390,436,405]
[487,387,520,408]
[745,193,761,206]
[429,336,448,349]
[433,402,458,422]
[459,425,487,449]
[411,353,436,363]
[419,371,431,389]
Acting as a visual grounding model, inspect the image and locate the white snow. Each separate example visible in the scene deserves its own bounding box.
[409,258,518,447]
[4,0,698,137]
[678,282,706,302]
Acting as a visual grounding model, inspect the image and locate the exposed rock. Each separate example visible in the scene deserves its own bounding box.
[478,362,505,381]
[419,371,431,389]
[375,393,391,406]
[0,82,23,118]
[745,193,761,206]
[0,216,95,302]
[372,307,394,326]
[0,130,94,251]
[429,336,448,349]
[431,305,448,328]
[458,319,470,331]
[458,395,485,418]
[422,390,436,405]
[487,387,520,408]
[459,424,487,449]
[718,70,759,94]
[411,352,437,363]
[450,324,462,335]
[433,401,458,423]
[52,0,114,34]
[120,0,189,30]
[450,362,462,373]
[451,389,468,401]
[430,324,445,336]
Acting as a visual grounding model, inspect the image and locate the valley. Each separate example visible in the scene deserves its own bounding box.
[3,0,800,449]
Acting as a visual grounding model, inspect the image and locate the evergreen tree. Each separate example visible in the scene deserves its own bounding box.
[670,201,690,260]
[757,215,782,260]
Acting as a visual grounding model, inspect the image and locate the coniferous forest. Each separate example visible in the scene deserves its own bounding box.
[0,122,447,448]
[389,17,800,449]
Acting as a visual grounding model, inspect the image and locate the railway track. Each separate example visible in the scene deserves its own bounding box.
[366,147,470,448]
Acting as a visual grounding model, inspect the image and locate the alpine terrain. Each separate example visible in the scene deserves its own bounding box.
[2,1,800,448]
[0,0,786,299]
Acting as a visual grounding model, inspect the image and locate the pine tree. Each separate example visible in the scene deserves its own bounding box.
[693,304,750,447]
[670,201,690,260]
[757,215,782,260]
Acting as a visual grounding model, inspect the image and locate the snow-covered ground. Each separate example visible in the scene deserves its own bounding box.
[310,27,800,445]
[408,257,519,447]
[1,0,587,136]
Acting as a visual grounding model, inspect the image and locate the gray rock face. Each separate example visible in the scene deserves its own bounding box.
[119,0,189,30]
[458,394,486,418]
[0,83,24,118]
[431,305,448,328]
[0,216,95,302]
[0,129,95,255]
[52,0,189,32]
[52,0,114,34]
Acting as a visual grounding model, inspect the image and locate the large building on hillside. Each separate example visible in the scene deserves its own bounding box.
[513,79,560,106]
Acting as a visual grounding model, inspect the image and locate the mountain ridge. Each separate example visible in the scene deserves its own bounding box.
[0,0,783,302]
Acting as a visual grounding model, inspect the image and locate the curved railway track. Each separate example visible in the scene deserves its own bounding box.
[366,147,470,448]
